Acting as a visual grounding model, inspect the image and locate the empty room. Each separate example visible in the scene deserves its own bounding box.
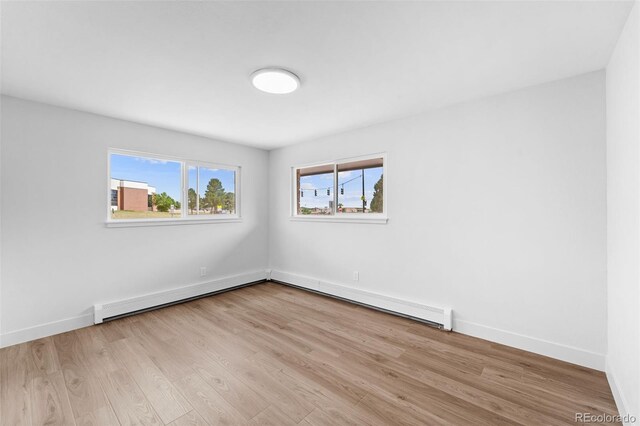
[1,0,639,425]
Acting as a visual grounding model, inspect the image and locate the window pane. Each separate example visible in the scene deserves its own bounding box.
[109,153,182,219]
[337,158,383,214]
[297,165,335,215]
[187,166,236,215]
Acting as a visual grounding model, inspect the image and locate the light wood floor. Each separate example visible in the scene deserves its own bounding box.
[1,282,619,426]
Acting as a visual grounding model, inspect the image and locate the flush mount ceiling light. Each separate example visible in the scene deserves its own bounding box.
[251,68,300,94]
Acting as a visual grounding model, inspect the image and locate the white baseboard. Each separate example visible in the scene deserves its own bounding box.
[0,313,94,348]
[454,318,605,371]
[270,269,604,371]
[0,270,268,348]
[606,360,636,425]
[270,270,452,330]
[94,270,268,323]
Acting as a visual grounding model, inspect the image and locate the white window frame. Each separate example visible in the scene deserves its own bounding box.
[291,153,388,224]
[106,148,241,227]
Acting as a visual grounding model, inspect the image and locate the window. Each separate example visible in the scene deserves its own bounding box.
[293,154,386,221]
[108,150,240,224]
[297,164,335,215]
[337,158,384,214]
[187,166,236,216]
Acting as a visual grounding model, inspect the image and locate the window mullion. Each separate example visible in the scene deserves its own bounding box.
[182,162,187,218]
[196,166,200,215]
[333,163,338,215]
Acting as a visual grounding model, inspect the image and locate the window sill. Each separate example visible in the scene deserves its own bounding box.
[289,216,388,224]
[105,217,242,228]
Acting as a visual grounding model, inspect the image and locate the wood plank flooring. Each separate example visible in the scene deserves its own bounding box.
[0,282,619,425]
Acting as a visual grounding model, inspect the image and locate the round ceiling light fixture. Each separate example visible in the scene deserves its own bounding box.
[251,68,300,94]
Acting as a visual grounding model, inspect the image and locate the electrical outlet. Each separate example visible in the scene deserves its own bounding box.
[353,271,359,282]
[200,267,207,277]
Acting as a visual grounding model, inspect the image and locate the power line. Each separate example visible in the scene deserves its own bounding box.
[299,174,363,195]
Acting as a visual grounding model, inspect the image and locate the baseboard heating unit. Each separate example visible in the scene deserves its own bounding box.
[94,270,267,323]
[268,270,453,331]
[93,269,452,332]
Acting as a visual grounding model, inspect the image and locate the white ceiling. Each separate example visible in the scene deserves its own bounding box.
[1,1,633,150]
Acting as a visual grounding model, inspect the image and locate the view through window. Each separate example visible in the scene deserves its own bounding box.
[110,153,182,220]
[295,156,385,216]
[297,164,335,215]
[337,158,384,214]
[187,166,236,215]
[109,151,239,221]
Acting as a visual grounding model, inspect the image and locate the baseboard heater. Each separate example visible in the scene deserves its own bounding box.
[268,270,452,331]
[93,269,452,331]
[93,270,267,323]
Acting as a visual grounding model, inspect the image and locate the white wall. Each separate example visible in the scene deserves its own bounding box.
[0,70,3,348]
[269,71,607,369]
[606,0,640,422]
[1,72,611,372]
[0,96,269,345]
